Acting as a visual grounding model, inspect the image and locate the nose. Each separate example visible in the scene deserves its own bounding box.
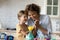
[30,15,33,18]
[25,17,28,20]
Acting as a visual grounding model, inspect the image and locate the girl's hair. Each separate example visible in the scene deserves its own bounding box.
[17,10,27,20]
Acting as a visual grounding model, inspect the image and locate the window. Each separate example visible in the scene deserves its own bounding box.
[47,0,59,17]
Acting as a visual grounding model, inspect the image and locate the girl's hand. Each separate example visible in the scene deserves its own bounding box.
[26,31,29,34]
[21,30,29,36]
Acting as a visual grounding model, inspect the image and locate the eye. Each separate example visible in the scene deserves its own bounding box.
[24,16,27,18]
[28,15,31,16]
[32,14,34,15]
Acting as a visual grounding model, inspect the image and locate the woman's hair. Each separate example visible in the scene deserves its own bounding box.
[17,10,27,20]
[25,3,41,15]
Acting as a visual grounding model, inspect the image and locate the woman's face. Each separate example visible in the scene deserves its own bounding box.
[28,11,39,20]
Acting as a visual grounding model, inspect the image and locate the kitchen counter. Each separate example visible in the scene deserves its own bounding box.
[0,29,16,40]
[0,29,28,40]
[0,29,60,40]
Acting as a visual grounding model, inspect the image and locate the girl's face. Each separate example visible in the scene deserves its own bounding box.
[28,11,39,20]
[19,14,28,23]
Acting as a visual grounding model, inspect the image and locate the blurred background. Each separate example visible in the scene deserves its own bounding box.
[0,0,60,39]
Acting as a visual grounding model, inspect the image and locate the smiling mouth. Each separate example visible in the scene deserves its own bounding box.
[32,17,36,20]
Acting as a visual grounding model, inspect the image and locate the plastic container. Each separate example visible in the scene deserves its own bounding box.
[7,35,14,40]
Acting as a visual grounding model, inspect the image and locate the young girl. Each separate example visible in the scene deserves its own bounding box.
[16,10,28,40]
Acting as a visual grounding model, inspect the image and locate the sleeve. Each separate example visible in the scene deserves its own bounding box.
[45,15,52,35]
[16,24,22,33]
[16,24,23,37]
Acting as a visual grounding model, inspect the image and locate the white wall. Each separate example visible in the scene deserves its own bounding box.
[0,0,26,28]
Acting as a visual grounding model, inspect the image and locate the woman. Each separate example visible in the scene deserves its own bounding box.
[25,3,52,39]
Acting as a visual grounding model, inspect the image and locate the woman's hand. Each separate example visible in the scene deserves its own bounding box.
[32,20,39,37]
[34,20,40,29]
[34,20,48,35]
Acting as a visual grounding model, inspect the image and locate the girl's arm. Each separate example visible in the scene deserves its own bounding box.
[21,30,29,36]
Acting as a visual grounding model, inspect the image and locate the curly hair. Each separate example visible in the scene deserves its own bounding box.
[25,3,41,15]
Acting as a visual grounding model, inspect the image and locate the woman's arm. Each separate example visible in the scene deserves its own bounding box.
[39,15,52,35]
[34,20,48,35]
[38,25,48,35]
[32,27,37,37]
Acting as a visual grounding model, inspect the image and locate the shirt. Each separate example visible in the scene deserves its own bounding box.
[27,15,52,38]
[16,23,28,40]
